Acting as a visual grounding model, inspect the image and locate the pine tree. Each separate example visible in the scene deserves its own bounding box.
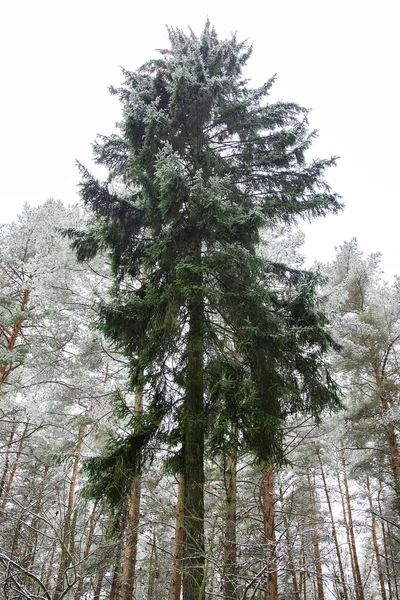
[68,22,342,600]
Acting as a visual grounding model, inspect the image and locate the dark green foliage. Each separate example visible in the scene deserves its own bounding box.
[69,21,341,598]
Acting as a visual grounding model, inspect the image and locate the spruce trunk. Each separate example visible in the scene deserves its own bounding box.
[262,466,277,600]
[183,239,205,600]
[170,476,185,600]
[223,441,238,600]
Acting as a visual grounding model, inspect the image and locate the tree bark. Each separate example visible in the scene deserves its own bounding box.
[306,471,324,600]
[170,476,185,600]
[120,390,143,600]
[279,486,300,600]
[262,466,277,600]
[223,441,238,600]
[183,239,205,600]
[0,420,29,519]
[340,450,364,600]
[317,450,348,600]
[366,476,387,600]
[0,286,30,389]
[53,424,85,600]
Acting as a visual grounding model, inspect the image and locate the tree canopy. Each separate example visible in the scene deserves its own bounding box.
[67,22,342,600]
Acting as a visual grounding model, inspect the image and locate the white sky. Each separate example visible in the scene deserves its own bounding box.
[1,0,399,277]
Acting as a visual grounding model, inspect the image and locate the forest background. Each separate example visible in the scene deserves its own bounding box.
[2,5,400,600]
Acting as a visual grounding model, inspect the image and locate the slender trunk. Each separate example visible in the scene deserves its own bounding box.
[93,513,114,600]
[53,424,85,600]
[74,502,100,600]
[279,486,300,600]
[366,477,387,600]
[307,471,324,600]
[110,518,126,600]
[26,465,50,572]
[170,476,185,600]
[340,450,364,600]
[378,480,395,600]
[0,419,16,500]
[223,428,238,600]
[147,529,159,600]
[183,239,205,600]
[317,451,348,600]
[262,466,277,600]
[120,390,143,600]
[0,421,29,519]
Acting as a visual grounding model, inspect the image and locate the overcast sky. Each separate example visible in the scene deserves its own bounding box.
[1,0,399,277]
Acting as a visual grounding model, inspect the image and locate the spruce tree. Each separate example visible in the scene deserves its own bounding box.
[68,22,342,600]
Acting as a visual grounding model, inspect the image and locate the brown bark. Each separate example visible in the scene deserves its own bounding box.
[340,450,364,600]
[109,519,126,600]
[262,466,277,600]
[169,476,185,600]
[120,390,143,600]
[307,471,324,600]
[53,424,85,600]
[366,477,387,600]
[0,286,31,389]
[317,451,348,600]
[223,431,238,600]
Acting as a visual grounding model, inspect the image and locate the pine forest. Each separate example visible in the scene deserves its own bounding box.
[1,23,400,600]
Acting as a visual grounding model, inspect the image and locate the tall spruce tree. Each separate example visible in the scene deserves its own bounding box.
[68,23,342,600]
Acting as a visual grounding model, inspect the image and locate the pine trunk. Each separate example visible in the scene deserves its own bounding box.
[262,466,277,600]
[183,239,205,600]
[366,477,387,600]
[317,451,348,600]
[53,424,85,600]
[170,476,185,600]
[280,486,300,600]
[307,471,324,600]
[223,444,238,600]
[340,450,364,600]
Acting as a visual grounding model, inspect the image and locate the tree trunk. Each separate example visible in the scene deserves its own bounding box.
[147,529,159,600]
[183,239,205,600]
[378,479,396,600]
[366,476,387,600]
[74,502,100,600]
[307,471,324,600]
[93,513,114,600]
[262,466,277,600]
[109,518,126,600]
[340,450,364,600]
[279,486,300,600]
[317,450,348,600]
[170,476,185,600]
[223,429,238,600]
[53,424,85,600]
[0,420,29,519]
[120,390,143,600]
